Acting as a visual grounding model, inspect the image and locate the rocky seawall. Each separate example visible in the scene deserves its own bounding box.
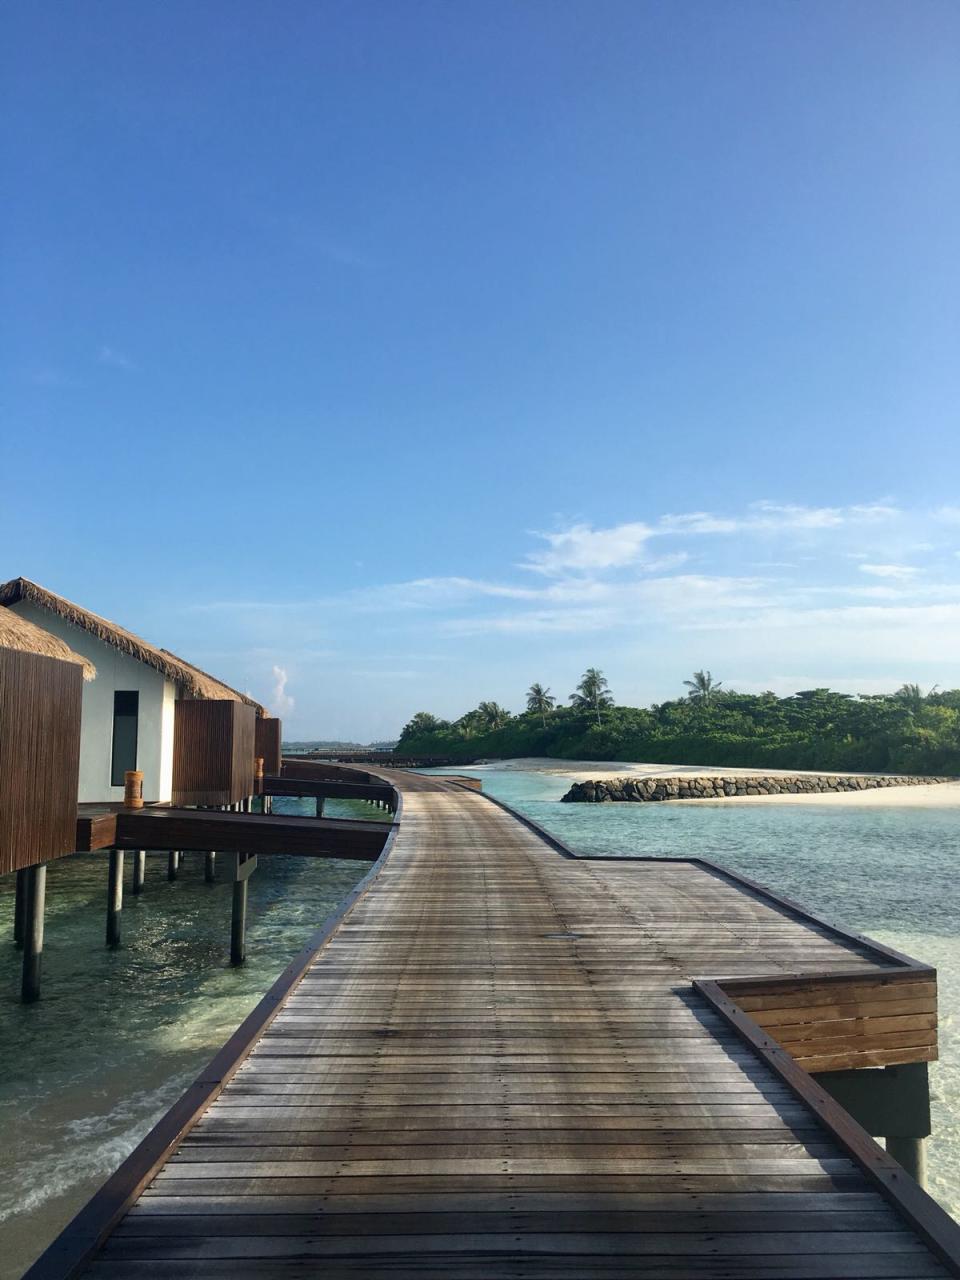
[561,773,955,802]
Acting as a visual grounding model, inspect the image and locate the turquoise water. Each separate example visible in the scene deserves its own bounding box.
[460,765,960,1221]
[0,797,372,1280]
[1,773,958,1278]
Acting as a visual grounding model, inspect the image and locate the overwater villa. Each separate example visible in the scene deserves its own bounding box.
[0,576,266,806]
[0,578,394,1003]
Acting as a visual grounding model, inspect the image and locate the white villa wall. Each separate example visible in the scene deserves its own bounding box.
[8,600,176,803]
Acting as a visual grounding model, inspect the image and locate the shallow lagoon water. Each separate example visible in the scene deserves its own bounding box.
[465,764,960,1221]
[1,774,958,1277]
[0,797,371,1280]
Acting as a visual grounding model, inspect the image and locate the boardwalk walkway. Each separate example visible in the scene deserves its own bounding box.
[53,773,957,1277]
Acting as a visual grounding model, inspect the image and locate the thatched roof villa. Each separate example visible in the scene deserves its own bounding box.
[0,577,267,805]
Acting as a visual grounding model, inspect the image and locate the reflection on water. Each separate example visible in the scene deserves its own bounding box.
[467,765,960,1221]
[0,797,370,1280]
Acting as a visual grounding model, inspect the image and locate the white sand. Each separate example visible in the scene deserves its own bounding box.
[466,757,960,807]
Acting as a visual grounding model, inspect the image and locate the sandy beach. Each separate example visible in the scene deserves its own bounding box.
[465,757,960,806]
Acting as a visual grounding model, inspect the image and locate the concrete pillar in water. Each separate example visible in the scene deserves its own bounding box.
[231,880,247,965]
[229,853,256,966]
[887,1136,927,1186]
[167,850,180,881]
[132,850,146,895]
[21,863,47,1003]
[205,851,216,883]
[815,1062,930,1189]
[316,796,324,818]
[14,868,28,948]
[106,849,124,948]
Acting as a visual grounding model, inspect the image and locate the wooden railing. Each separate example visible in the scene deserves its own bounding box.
[716,970,938,1073]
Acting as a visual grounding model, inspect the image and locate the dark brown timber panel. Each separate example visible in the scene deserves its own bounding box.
[255,719,282,777]
[172,700,257,806]
[0,647,83,874]
[29,770,959,1279]
[265,776,395,805]
[74,807,391,859]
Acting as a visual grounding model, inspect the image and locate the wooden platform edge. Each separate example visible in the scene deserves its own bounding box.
[695,977,960,1276]
[450,777,935,978]
[21,786,405,1280]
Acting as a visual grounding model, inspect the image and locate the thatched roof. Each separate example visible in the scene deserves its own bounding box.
[0,606,96,680]
[0,577,264,711]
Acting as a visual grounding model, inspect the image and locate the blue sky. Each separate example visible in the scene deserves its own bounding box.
[2,1,959,739]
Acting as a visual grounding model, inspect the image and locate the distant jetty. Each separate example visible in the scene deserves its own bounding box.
[561,772,956,802]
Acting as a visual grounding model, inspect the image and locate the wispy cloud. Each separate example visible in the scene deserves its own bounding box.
[859,563,919,580]
[98,345,135,370]
[270,665,294,715]
[523,503,902,578]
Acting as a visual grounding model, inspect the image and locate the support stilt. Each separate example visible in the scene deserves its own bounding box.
[132,850,146,896]
[167,850,180,882]
[21,863,47,1003]
[14,868,27,949]
[106,849,124,948]
[316,796,324,818]
[887,1136,928,1187]
[231,879,247,965]
[205,851,216,883]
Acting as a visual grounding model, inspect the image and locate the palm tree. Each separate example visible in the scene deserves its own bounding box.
[895,683,926,716]
[684,670,722,704]
[477,700,511,731]
[526,683,556,727]
[570,668,613,727]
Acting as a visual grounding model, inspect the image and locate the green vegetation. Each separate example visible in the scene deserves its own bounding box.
[397,673,960,775]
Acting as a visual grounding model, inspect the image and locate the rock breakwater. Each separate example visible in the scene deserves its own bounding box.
[561,773,955,803]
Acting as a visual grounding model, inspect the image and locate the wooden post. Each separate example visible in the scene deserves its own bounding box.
[21,863,46,1003]
[316,796,324,818]
[167,851,179,882]
[132,850,146,896]
[14,867,28,949]
[106,849,124,947]
[205,851,216,883]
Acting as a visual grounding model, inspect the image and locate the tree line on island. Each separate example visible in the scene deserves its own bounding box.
[397,672,960,775]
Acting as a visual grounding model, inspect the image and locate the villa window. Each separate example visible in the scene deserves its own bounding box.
[111,691,139,787]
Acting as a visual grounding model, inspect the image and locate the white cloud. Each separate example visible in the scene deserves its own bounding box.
[271,665,294,715]
[523,522,654,575]
[859,563,919,580]
[658,501,899,537]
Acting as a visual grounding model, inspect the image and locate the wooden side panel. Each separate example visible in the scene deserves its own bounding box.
[0,648,83,873]
[724,973,938,1073]
[172,700,248,806]
[232,703,256,802]
[255,718,282,776]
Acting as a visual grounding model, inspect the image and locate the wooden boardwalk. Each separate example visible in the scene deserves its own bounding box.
[36,772,960,1278]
